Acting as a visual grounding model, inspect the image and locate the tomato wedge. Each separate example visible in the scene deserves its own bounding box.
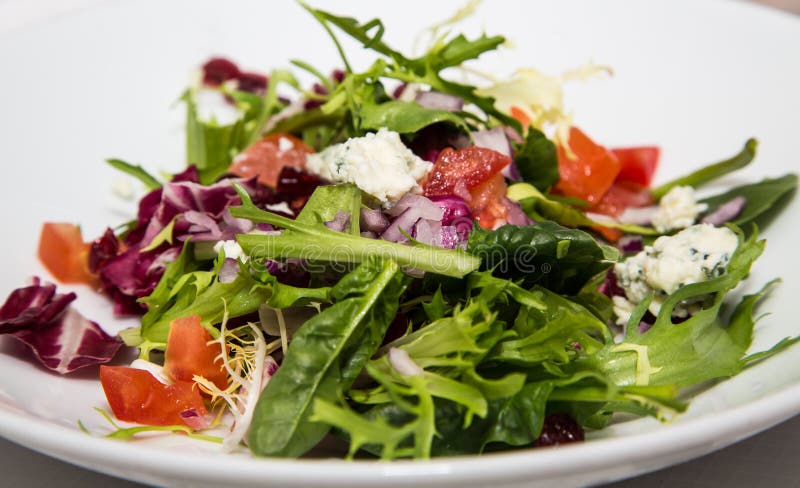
[422,146,511,197]
[611,146,660,187]
[99,366,207,427]
[163,315,227,390]
[37,223,97,286]
[229,133,313,187]
[470,173,509,229]
[554,127,621,205]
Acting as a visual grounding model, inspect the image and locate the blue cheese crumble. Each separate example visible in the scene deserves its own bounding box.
[613,224,738,325]
[305,128,432,203]
[651,185,708,232]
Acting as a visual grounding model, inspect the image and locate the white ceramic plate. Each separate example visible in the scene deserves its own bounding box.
[0,0,798,486]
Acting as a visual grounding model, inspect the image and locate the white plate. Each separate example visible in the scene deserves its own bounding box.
[0,0,799,486]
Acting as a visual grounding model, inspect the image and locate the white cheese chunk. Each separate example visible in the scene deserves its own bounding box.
[305,128,432,202]
[651,186,708,232]
[613,224,738,325]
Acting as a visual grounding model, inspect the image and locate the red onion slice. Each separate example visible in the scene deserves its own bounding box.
[387,194,444,221]
[618,235,644,254]
[388,347,424,377]
[503,197,534,226]
[415,91,464,112]
[700,196,747,226]
[359,208,390,233]
[472,128,513,158]
[323,210,351,233]
[381,207,422,243]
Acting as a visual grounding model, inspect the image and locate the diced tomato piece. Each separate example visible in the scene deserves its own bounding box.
[592,181,654,217]
[37,223,98,286]
[422,146,511,197]
[229,133,313,187]
[163,315,227,390]
[611,146,660,187]
[554,127,621,205]
[470,173,509,229]
[593,226,624,242]
[100,366,207,427]
[509,105,532,128]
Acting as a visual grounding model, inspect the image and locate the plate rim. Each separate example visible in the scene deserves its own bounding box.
[2,381,799,486]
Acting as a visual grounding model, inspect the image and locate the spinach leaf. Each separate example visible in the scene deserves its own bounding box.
[483,382,553,448]
[700,174,797,228]
[248,257,405,457]
[514,128,559,191]
[466,221,617,294]
[651,138,757,199]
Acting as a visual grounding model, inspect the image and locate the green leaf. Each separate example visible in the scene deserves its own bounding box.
[248,258,404,457]
[295,183,362,235]
[700,174,797,228]
[359,100,470,134]
[105,159,161,190]
[484,382,553,447]
[587,228,767,388]
[727,278,780,350]
[184,90,247,185]
[651,138,757,199]
[466,221,614,294]
[300,4,411,69]
[422,287,448,321]
[507,183,658,236]
[231,184,480,278]
[420,32,505,71]
[514,128,559,191]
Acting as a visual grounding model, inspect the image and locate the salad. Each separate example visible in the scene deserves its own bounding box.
[1,2,797,460]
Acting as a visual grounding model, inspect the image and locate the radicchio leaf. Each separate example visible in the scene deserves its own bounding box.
[0,278,122,373]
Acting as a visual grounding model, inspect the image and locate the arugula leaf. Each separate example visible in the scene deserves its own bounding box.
[651,138,757,199]
[231,185,481,278]
[513,128,559,191]
[422,33,505,72]
[105,159,161,190]
[466,221,617,294]
[359,100,470,134]
[300,4,410,70]
[294,4,521,140]
[248,257,405,457]
[700,174,797,228]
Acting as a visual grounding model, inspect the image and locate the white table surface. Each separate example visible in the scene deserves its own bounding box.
[1,0,799,486]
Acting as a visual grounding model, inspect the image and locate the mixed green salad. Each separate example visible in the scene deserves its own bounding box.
[0,2,797,459]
